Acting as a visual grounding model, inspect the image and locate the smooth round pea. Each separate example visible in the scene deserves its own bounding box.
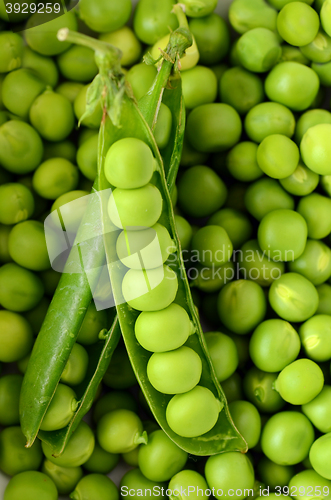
[133,0,177,45]
[154,103,172,150]
[120,468,166,500]
[30,90,75,142]
[4,471,57,500]
[0,183,34,225]
[97,409,145,454]
[147,346,202,394]
[186,103,242,153]
[0,120,43,175]
[301,29,331,63]
[205,452,255,500]
[138,430,187,482]
[257,134,299,179]
[229,0,278,33]
[99,27,141,67]
[0,32,23,73]
[205,331,238,382]
[258,458,294,490]
[189,13,230,64]
[79,0,131,32]
[321,0,331,36]
[42,421,95,467]
[8,220,50,271]
[56,82,84,104]
[238,239,285,286]
[74,84,103,129]
[181,0,217,17]
[0,310,33,362]
[182,66,217,110]
[169,470,209,500]
[277,3,319,46]
[299,315,331,362]
[76,302,108,346]
[280,162,319,196]
[166,385,222,438]
[42,461,83,495]
[289,240,331,285]
[265,61,320,111]
[105,138,154,189]
[126,63,158,101]
[218,280,266,335]
[275,359,324,404]
[310,433,331,479]
[221,68,264,117]
[178,166,227,218]
[0,374,22,426]
[228,400,261,449]
[289,470,331,500]
[0,426,43,476]
[301,123,331,175]
[0,263,44,312]
[22,46,59,88]
[102,345,137,389]
[175,215,193,251]
[295,109,331,145]
[40,383,77,431]
[208,208,252,249]
[245,178,295,221]
[135,303,193,353]
[269,272,319,322]
[258,209,307,262]
[190,261,235,294]
[33,158,79,200]
[302,385,331,433]
[245,102,295,143]
[297,193,331,239]
[70,474,119,500]
[243,368,285,413]
[2,68,46,119]
[261,411,314,465]
[76,134,98,181]
[83,442,119,474]
[226,141,263,182]
[25,11,78,56]
[249,319,300,372]
[237,28,281,73]
[61,343,89,386]
[191,225,233,267]
[108,184,162,229]
[57,45,98,83]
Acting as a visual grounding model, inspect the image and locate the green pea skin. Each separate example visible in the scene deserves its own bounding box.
[257,134,299,179]
[42,421,95,467]
[243,367,285,413]
[57,82,84,104]
[39,383,78,432]
[186,103,242,153]
[57,45,98,83]
[221,68,265,117]
[257,458,294,490]
[300,29,331,63]
[301,123,331,175]
[0,263,44,312]
[4,471,57,500]
[169,470,209,500]
[0,426,43,476]
[281,44,311,64]
[44,140,77,164]
[280,162,319,196]
[191,225,233,267]
[269,0,314,8]
[229,0,278,34]
[258,209,307,262]
[22,46,59,88]
[42,460,83,496]
[126,63,158,101]
[2,68,46,119]
[105,138,155,189]
[302,385,331,433]
[93,391,138,423]
[204,331,238,382]
[277,3,319,47]
[166,385,223,438]
[61,343,88,386]
[228,400,261,449]
[265,61,320,111]
[8,220,50,271]
[135,303,194,353]
[218,280,267,335]
[83,442,119,474]
[189,14,230,65]
[237,28,281,73]
[0,374,22,426]
[0,224,12,263]
[79,0,131,32]
[289,470,331,500]
[0,121,44,175]
[321,0,331,36]
[97,409,146,455]
[76,302,108,346]
[208,209,252,249]
[70,474,119,500]
[0,32,23,73]
[74,84,103,129]
[310,433,331,479]
[175,215,193,251]
[245,102,296,143]
[103,345,137,389]
[299,314,331,362]
[178,165,227,218]
[33,158,79,200]
[316,284,331,315]
[99,27,141,67]
[262,411,314,465]
[289,240,331,285]
[154,103,172,150]
[76,134,98,181]
[120,468,166,500]
[133,0,177,45]
[190,261,235,294]
[0,183,34,225]
[181,66,217,110]
[275,358,324,405]
[226,141,263,183]
[297,193,331,239]
[205,452,255,500]
[25,11,78,55]
[321,174,331,196]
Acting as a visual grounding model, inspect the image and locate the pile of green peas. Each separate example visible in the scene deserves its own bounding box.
[2,0,331,498]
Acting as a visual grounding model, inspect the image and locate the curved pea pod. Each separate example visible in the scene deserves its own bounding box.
[98,95,247,455]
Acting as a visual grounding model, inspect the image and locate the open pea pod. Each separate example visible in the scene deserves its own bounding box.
[98,94,247,456]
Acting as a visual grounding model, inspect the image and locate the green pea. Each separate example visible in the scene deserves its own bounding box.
[102,345,137,389]
[180,137,210,167]
[175,215,193,251]
[51,190,89,234]
[93,390,138,423]
[99,27,141,67]
[257,134,299,179]
[205,452,255,500]
[17,353,31,374]
[126,63,158,101]
[245,101,296,143]
[166,385,222,438]
[79,0,131,32]
[108,184,162,229]
[44,140,77,164]
[302,385,331,434]
[221,67,265,116]
[0,32,23,73]
[280,162,319,196]
[269,0,314,8]
[42,421,95,467]
[0,374,22,426]
[105,138,155,189]
[181,0,217,17]
[70,474,119,500]
[225,143,262,186]
[204,331,238,382]
[0,263,44,312]
[122,447,140,467]
[237,28,281,73]
[191,225,233,267]
[0,224,12,263]
[289,470,331,500]
[182,66,217,110]
[301,123,331,175]
[97,409,146,454]
[228,400,261,449]
[178,166,227,218]
[289,240,331,285]
[218,280,267,335]
[25,11,78,56]
[8,220,50,271]
[243,367,286,413]
[190,261,235,294]
[277,3,319,47]
[76,302,107,346]
[258,458,294,490]
[122,265,178,312]
[120,468,166,500]
[60,343,88,386]
[0,183,34,225]
[189,13,230,64]
[135,303,194,353]
[321,0,331,36]
[133,0,177,45]
[147,346,202,394]
[208,209,252,249]
[265,61,320,111]
[74,84,103,129]
[0,426,43,476]
[316,284,331,315]
[83,442,119,474]
[2,68,45,119]
[310,433,331,479]
[229,0,278,34]
[39,383,78,431]
[299,314,331,362]
[0,120,44,175]
[238,239,285,286]
[300,29,331,63]
[281,43,311,64]
[57,45,98,83]
[221,372,243,403]
[22,46,58,88]
[42,460,83,496]
[4,471,57,500]
[258,209,307,262]
[262,411,314,465]
[169,470,209,500]
[311,59,331,85]
[321,174,331,196]
[275,359,324,405]
[297,193,331,239]
[57,82,84,104]
[154,103,172,149]
[30,90,75,142]
[33,158,79,200]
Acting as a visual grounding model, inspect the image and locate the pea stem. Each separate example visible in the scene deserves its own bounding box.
[57,28,122,59]
[173,3,190,30]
